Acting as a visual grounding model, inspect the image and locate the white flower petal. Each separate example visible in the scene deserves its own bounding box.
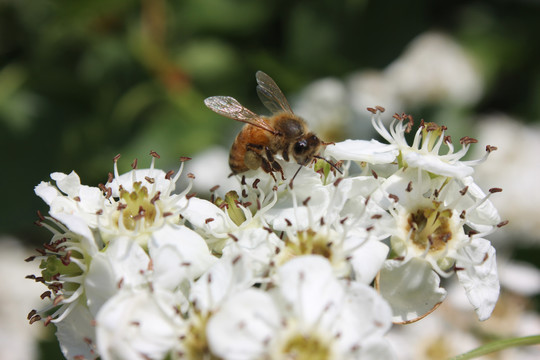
[34,181,60,205]
[264,180,330,231]
[378,258,447,323]
[190,255,255,312]
[277,256,344,327]
[348,240,389,284]
[456,238,499,321]
[335,281,393,349]
[460,178,501,230]
[221,228,282,277]
[182,197,230,233]
[149,224,217,287]
[56,302,97,360]
[52,171,81,197]
[85,237,149,316]
[404,151,474,178]
[52,213,98,253]
[325,139,398,164]
[96,288,179,360]
[207,289,280,360]
[357,337,397,360]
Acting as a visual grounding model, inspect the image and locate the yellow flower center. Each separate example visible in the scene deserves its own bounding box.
[279,230,333,264]
[116,182,157,230]
[280,332,331,360]
[183,311,220,360]
[407,201,453,253]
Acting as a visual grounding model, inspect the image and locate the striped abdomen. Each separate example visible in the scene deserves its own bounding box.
[229,124,272,173]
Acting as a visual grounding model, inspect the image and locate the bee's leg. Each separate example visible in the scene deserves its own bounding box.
[246,144,277,181]
[282,147,290,162]
[260,158,277,182]
[264,147,285,180]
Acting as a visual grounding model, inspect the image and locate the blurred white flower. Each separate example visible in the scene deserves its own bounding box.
[293,77,352,141]
[385,32,483,106]
[498,260,540,296]
[387,259,540,360]
[385,301,481,360]
[347,70,403,133]
[185,146,239,197]
[1,238,45,360]
[473,114,540,243]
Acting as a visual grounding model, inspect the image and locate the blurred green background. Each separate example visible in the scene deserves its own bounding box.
[2,0,540,358]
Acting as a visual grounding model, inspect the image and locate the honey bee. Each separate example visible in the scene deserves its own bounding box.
[204,71,334,180]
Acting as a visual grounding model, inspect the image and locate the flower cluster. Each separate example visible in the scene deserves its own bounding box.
[27,108,503,360]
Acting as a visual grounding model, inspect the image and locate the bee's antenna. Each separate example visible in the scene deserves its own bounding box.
[289,165,303,189]
[314,155,343,174]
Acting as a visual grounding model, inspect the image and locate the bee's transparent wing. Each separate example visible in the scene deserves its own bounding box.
[256,71,293,115]
[204,96,278,134]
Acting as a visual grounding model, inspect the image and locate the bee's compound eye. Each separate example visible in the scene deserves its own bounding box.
[294,139,308,154]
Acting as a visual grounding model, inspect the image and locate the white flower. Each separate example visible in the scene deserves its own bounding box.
[185,146,239,197]
[293,77,352,140]
[347,70,403,135]
[182,183,282,270]
[370,108,494,178]
[375,168,501,322]
[25,214,101,359]
[326,107,496,181]
[96,287,184,360]
[35,153,196,249]
[27,214,99,326]
[207,256,395,360]
[2,238,46,360]
[90,225,217,360]
[97,154,193,247]
[30,154,218,360]
[384,32,483,106]
[35,171,104,229]
[171,255,255,359]
[266,174,391,283]
[473,114,540,243]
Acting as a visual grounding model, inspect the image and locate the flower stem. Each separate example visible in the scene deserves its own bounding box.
[448,335,540,360]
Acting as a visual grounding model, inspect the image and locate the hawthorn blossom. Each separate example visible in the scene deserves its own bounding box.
[207,256,396,360]
[96,286,184,360]
[384,32,483,107]
[181,175,283,279]
[265,171,391,284]
[171,255,256,359]
[28,153,218,359]
[26,88,508,360]
[327,107,495,179]
[375,167,502,322]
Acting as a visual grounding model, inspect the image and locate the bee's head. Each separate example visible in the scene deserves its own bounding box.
[292,133,321,165]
